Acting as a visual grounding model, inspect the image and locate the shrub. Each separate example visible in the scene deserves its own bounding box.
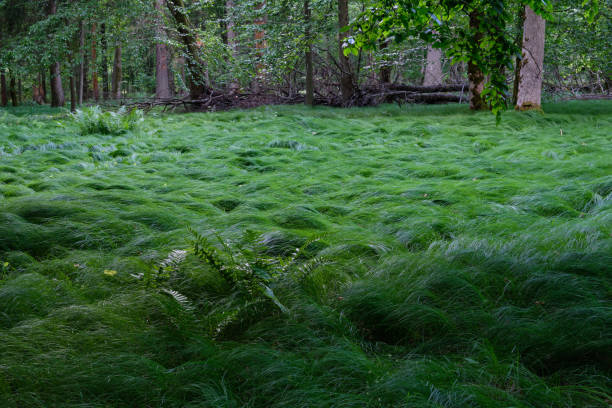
[72,106,143,135]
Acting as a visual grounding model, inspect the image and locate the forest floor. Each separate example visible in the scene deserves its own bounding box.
[0,101,611,407]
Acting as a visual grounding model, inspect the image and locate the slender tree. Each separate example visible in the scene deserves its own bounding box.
[79,21,85,104]
[47,0,65,107]
[226,0,239,92]
[467,10,486,110]
[338,0,355,105]
[155,0,172,99]
[9,75,17,106]
[91,23,99,101]
[101,23,109,99]
[111,44,122,99]
[0,71,7,106]
[304,0,314,105]
[515,5,546,110]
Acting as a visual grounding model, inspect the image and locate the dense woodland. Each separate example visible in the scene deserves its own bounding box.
[0,0,609,113]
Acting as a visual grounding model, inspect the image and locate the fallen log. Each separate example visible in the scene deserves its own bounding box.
[386,83,467,93]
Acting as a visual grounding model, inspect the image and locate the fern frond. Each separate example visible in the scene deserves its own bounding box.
[160,288,195,312]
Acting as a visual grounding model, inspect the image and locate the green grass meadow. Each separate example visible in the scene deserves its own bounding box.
[0,101,611,407]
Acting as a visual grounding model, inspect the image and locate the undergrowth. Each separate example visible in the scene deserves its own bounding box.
[0,101,610,407]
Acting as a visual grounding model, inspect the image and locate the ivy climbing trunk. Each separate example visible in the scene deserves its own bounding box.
[515,5,546,111]
[111,45,122,99]
[155,0,172,99]
[338,0,355,105]
[166,0,209,98]
[468,11,486,111]
[379,40,391,83]
[423,45,443,86]
[304,0,314,106]
[9,75,17,106]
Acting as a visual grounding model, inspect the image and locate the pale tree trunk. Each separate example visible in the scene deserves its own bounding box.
[226,0,239,92]
[111,45,122,99]
[338,0,355,105]
[155,0,172,99]
[515,6,546,111]
[0,72,7,106]
[78,21,85,105]
[423,45,443,86]
[48,0,65,107]
[166,0,209,98]
[304,0,314,105]
[468,11,486,110]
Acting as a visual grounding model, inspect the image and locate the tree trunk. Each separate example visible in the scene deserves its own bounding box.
[70,72,76,112]
[101,23,109,99]
[47,0,64,107]
[512,6,525,106]
[41,69,48,103]
[515,6,546,111]
[0,72,7,106]
[468,11,486,110]
[338,0,355,105]
[91,23,99,101]
[79,21,85,104]
[111,45,122,99]
[304,0,314,105]
[252,1,267,91]
[9,75,17,106]
[17,77,22,104]
[166,0,209,98]
[226,0,239,92]
[50,62,65,107]
[155,0,172,99]
[423,45,443,86]
[379,40,391,83]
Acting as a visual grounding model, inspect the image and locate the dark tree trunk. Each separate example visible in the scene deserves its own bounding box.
[41,69,48,103]
[17,77,22,104]
[166,0,209,98]
[111,45,122,99]
[50,62,65,107]
[379,40,391,83]
[79,21,85,104]
[155,0,172,99]
[338,0,355,105]
[0,72,7,106]
[9,75,17,106]
[226,0,239,92]
[47,0,64,107]
[101,23,109,99]
[304,0,314,106]
[468,11,486,110]
[70,71,76,112]
[91,23,99,101]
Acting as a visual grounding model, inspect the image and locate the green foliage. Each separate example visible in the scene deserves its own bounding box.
[0,103,610,407]
[72,106,143,135]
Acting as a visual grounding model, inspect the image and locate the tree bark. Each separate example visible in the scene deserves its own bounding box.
[515,6,546,111]
[0,72,7,106]
[41,69,48,103]
[17,77,22,105]
[9,75,17,106]
[166,0,209,98]
[49,62,65,107]
[379,40,391,83]
[226,0,239,92]
[468,11,486,110]
[101,23,109,99]
[512,6,525,106]
[69,71,76,112]
[423,45,443,86]
[111,45,122,99]
[47,0,64,107]
[338,0,355,105]
[91,23,99,101]
[304,0,314,105]
[155,0,172,99]
[79,21,85,104]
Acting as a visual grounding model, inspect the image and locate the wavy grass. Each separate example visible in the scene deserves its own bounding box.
[0,101,611,407]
